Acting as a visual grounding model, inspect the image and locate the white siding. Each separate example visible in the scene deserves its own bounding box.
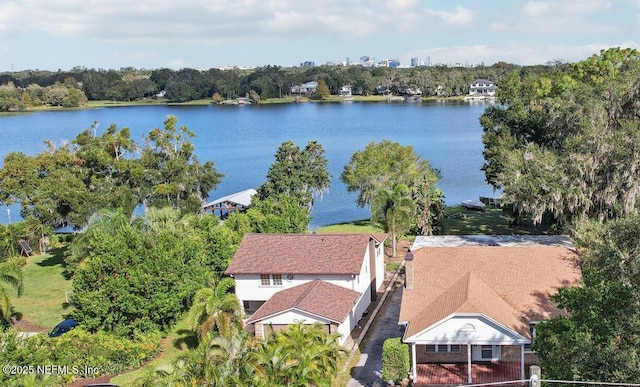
[234,273,357,304]
[406,315,528,345]
[375,243,385,291]
[257,309,355,346]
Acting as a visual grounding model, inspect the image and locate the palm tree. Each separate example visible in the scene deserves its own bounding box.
[142,325,261,386]
[187,276,241,340]
[372,184,415,257]
[253,322,345,386]
[0,258,24,324]
[410,171,444,235]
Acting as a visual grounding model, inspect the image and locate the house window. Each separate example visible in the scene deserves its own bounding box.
[524,322,537,351]
[426,345,460,353]
[260,275,283,286]
[481,345,493,360]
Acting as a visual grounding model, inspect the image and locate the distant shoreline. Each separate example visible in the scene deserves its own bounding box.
[1,95,470,114]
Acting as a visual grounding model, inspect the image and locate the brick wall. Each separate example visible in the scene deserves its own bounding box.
[414,345,541,365]
[416,345,469,363]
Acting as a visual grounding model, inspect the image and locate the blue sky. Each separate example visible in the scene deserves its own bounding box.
[1,0,638,71]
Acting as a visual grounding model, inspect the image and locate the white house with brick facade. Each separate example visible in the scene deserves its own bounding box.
[225,233,387,345]
[399,235,582,385]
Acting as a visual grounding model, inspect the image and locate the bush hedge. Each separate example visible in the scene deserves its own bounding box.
[0,328,161,385]
[381,337,410,384]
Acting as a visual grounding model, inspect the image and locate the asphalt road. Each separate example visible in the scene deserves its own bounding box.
[347,284,405,387]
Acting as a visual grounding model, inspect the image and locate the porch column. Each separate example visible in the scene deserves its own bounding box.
[520,344,525,380]
[411,343,417,381]
[467,343,472,383]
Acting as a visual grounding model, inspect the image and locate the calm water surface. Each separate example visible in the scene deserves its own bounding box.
[0,101,497,229]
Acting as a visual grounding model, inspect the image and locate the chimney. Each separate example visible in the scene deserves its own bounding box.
[404,250,414,290]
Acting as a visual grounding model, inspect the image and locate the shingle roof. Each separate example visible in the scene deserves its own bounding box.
[225,233,387,275]
[400,243,582,339]
[247,279,361,324]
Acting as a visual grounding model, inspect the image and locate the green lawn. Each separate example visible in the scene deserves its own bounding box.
[315,206,546,237]
[442,205,548,235]
[11,248,74,330]
[442,205,515,235]
[314,219,384,234]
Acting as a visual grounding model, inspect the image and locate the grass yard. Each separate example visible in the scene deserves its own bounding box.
[11,247,74,330]
[314,219,384,234]
[442,205,515,235]
[442,205,548,235]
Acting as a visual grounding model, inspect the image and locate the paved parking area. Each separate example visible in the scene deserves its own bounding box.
[347,284,404,387]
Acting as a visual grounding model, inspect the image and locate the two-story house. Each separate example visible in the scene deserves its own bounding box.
[468,79,496,96]
[225,233,387,345]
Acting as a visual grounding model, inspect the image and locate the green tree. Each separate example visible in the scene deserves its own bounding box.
[227,194,311,235]
[0,117,221,229]
[70,208,228,337]
[574,215,640,288]
[139,115,224,215]
[341,139,442,221]
[534,272,640,383]
[410,169,444,235]
[253,322,345,386]
[0,258,24,325]
[372,184,415,257]
[187,277,241,340]
[142,323,259,386]
[257,140,330,210]
[481,47,640,227]
[315,79,331,100]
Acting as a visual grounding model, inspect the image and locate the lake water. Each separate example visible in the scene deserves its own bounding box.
[0,101,497,229]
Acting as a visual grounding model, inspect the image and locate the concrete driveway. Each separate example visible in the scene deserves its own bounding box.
[348,284,405,387]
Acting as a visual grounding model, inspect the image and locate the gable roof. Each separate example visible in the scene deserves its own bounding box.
[400,239,581,340]
[247,279,361,324]
[225,233,387,275]
[405,272,525,338]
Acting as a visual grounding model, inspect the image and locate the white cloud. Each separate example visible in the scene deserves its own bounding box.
[409,41,640,66]
[0,1,477,43]
[522,1,550,16]
[426,5,474,27]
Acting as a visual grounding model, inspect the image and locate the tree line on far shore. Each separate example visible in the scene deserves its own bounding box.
[0,60,562,110]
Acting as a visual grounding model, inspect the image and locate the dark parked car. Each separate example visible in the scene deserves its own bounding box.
[49,318,78,337]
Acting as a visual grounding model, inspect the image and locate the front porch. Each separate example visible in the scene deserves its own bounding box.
[414,362,524,386]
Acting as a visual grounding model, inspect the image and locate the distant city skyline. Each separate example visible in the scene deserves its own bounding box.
[1,1,638,72]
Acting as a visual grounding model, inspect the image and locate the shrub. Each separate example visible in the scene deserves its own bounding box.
[0,328,161,385]
[381,337,410,384]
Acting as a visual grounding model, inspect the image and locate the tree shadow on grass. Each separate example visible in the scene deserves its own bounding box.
[35,247,66,267]
[173,329,199,350]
